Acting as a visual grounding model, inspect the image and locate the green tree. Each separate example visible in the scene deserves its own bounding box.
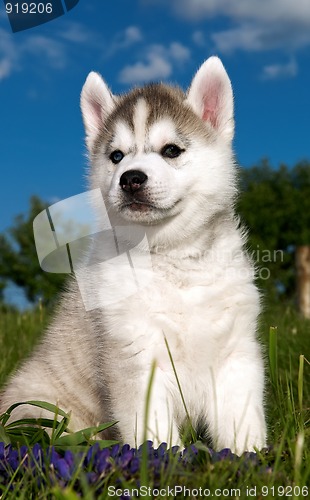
[238,159,310,302]
[0,196,67,306]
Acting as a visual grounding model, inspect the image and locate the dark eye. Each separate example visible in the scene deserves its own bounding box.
[161,144,184,159]
[109,150,124,164]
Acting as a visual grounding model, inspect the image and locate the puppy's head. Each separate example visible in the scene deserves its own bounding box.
[81,57,236,237]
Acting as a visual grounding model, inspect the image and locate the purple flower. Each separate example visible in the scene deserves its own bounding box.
[118,449,134,469]
[121,444,131,454]
[19,445,28,459]
[64,450,74,469]
[137,440,153,458]
[86,471,99,484]
[32,443,43,461]
[213,448,236,461]
[7,448,19,471]
[242,451,259,464]
[170,445,180,455]
[95,448,111,474]
[222,448,236,460]
[0,439,267,492]
[86,442,100,464]
[156,442,167,458]
[110,444,120,458]
[129,457,140,474]
[56,458,71,481]
[0,442,5,460]
[49,447,61,468]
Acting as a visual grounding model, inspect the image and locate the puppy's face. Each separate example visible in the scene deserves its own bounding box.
[81,57,235,228]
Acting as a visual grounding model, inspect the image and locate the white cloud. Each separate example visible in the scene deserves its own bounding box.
[119,52,171,84]
[125,26,143,44]
[0,21,97,81]
[0,28,19,81]
[118,42,190,84]
[58,21,94,44]
[262,59,298,80]
[0,22,142,83]
[169,42,190,63]
[211,24,266,53]
[164,0,310,54]
[192,30,207,47]
[106,26,143,57]
[0,58,13,80]
[211,21,310,54]
[24,36,67,69]
[169,0,310,24]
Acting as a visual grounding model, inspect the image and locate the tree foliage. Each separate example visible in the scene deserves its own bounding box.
[0,196,67,306]
[238,159,310,301]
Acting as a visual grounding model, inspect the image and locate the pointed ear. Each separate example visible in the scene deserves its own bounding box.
[80,72,115,150]
[186,56,234,142]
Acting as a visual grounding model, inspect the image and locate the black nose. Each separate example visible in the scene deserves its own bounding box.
[120,170,148,193]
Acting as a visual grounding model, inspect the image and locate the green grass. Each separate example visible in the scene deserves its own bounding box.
[0,302,309,498]
[0,304,48,388]
[261,304,309,445]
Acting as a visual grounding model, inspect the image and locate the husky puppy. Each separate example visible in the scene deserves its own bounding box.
[0,57,266,454]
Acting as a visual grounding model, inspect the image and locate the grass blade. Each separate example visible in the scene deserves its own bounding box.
[269,326,278,394]
[0,423,10,445]
[0,400,69,426]
[164,335,196,444]
[54,421,117,447]
[140,360,156,492]
[298,354,304,418]
[6,418,59,429]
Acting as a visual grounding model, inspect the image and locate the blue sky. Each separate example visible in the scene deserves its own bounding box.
[1,0,310,238]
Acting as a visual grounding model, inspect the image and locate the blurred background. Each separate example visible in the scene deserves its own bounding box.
[0,0,309,315]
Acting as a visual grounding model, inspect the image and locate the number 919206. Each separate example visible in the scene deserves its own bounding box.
[5,3,53,14]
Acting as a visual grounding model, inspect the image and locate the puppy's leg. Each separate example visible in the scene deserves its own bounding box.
[208,349,266,455]
[0,358,103,432]
[113,365,180,447]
